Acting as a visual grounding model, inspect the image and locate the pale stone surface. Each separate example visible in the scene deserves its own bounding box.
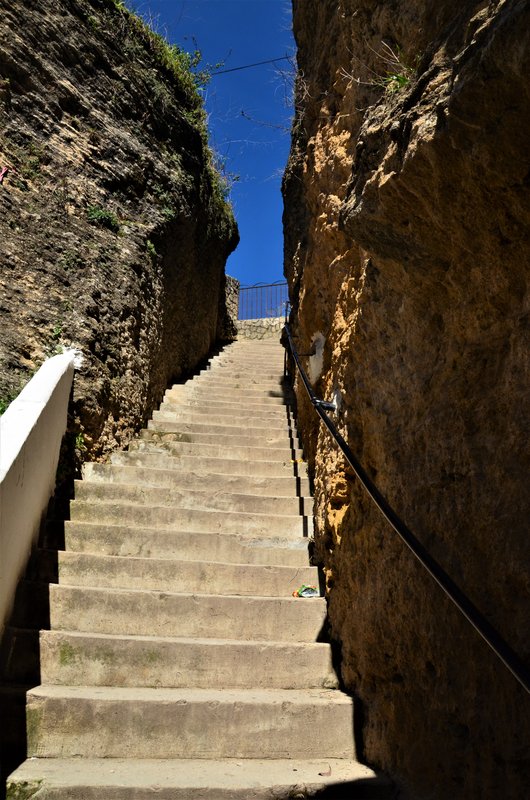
[5,338,386,798]
[7,758,392,799]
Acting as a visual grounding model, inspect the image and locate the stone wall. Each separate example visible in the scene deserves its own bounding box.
[283,1,530,798]
[237,317,284,340]
[0,0,238,461]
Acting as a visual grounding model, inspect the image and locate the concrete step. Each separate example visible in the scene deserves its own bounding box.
[191,369,286,383]
[160,396,295,418]
[213,352,284,362]
[198,368,286,381]
[148,415,300,439]
[7,757,394,799]
[145,421,299,451]
[178,379,291,395]
[40,630,334,689]
[74,480,312,517]
[83,463,311,496]
[69,498,309,537]
[132,435,304,462]
[26,685,354,759]
[48,584,326,641]
[168,379,289,395]
[165,387,290,406]
[63,522,311,565]
[109,450,308,478]
[46,550,317,596]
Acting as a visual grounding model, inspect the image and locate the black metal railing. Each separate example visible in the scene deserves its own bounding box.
[238,281,288,321]
[283,322,530,694]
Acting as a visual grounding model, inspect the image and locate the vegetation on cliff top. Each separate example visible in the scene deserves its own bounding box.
[106,0,234,205]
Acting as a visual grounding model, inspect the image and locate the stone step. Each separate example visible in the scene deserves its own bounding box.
[45,550,317,596]
[83,462,311,496]
[7,757,393,800]
[178,378,291,395]
[25,685,354,759]
[74,481,312,517]
[69,498,309,537]
[48,584,326,641]
[109,450,308,478]
[63,522,311,565]
[165,387,290,406]
[212,352,284,361]
[146,421,300,451]
[198,368,285,381]
[193,369,286,382]
[40,630,334,689]
[157,404,295,423]
[132,435,304,462]
[161,393,295,413]
[169,378,288,394]
[148,415,300,439]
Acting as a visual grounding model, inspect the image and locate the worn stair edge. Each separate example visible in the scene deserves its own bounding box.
[39,630,335,690]
[42,550,318,597]
[131,436,305,462]
[72,480,313,517]
[109,451,309,478]
[82,463,311,496]
[68,500,310,537]
[6,758,395,800]
[161,397,297,415]
[62,522,311,565]
[48,584,327,641]
[26,685,355,760]
[148,415,300,437]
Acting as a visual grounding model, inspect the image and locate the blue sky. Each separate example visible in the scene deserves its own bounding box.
[127,0,295,286]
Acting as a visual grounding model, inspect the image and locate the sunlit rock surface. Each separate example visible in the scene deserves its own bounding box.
[283,1,529,797]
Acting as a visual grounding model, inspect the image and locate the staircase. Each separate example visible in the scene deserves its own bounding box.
[5,338,392,798]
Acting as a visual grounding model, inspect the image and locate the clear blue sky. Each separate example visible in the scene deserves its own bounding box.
[127,0,295,286]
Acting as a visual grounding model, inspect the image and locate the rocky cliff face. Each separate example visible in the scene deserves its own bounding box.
[283,1,529,798]
[0,0,238,459]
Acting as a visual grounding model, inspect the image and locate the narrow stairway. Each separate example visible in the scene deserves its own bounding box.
[7,338,392,798]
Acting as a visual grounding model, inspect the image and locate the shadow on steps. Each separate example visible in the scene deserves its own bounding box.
[275,775,397,799]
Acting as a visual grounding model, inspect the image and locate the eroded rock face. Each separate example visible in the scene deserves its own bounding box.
[283,1,529,797]
[0,0,238,458]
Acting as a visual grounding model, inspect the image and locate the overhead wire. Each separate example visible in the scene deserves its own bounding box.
[211,55,291,76]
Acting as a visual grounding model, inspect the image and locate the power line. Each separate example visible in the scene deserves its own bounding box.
[212,55,291,76]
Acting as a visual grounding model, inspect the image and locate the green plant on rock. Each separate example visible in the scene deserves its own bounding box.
[0,393,17,415]
[108,1,234,218]
[146,239,158,258]
[340,40,416,96]
[75,433,87,453]
[51,322,63,341]
[87,205,121,233]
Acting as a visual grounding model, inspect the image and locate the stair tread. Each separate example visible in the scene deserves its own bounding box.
[50,582,324,603]
[29,684,348,703]
[5,341,380,794]
[41,629,329,649]
[7,757,387,791]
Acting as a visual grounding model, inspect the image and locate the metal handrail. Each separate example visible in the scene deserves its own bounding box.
[283,322,530,694]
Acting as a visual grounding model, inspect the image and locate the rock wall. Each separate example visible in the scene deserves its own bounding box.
[283,1,529,798]
[0,0,238,459]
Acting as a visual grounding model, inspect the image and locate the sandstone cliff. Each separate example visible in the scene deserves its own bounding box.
[283,1,529,798]
[0,0,238,460]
